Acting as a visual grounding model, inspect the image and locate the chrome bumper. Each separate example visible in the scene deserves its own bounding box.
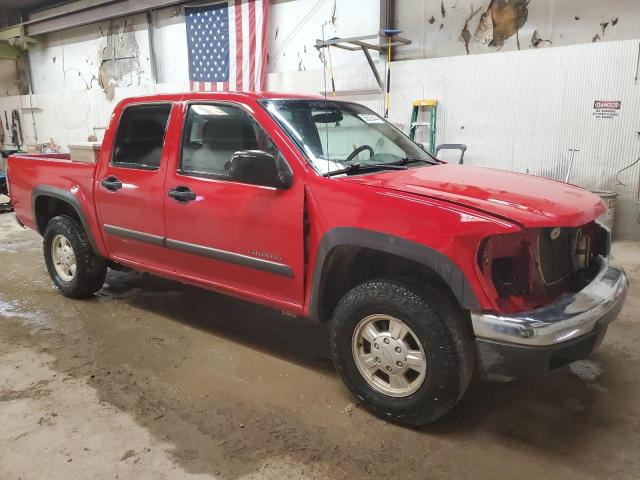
[471,257,628,347]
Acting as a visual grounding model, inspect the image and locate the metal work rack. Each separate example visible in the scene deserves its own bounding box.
[314,32,411,92]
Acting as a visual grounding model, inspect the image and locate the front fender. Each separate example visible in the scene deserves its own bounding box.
[307,227,481,321]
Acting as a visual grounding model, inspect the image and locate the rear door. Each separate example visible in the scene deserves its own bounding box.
[95,102,174,271]
[163,101,305,307]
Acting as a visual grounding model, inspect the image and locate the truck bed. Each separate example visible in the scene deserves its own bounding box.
[7,153,99,236]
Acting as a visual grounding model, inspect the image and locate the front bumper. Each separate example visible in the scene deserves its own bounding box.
[471,257,628,381]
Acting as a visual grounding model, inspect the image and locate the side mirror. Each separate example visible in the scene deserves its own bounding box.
[229,150,292,189]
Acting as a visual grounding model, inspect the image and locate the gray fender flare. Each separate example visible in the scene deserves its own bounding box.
[308,227,480,320]
[32,185,100,254]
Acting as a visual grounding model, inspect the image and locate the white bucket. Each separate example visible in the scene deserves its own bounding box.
[591,190,617,233]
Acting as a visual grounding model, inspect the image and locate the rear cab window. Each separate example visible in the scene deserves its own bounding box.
[112,103,172,170]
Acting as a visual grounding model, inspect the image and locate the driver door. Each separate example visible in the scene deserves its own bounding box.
[164,102,305,306]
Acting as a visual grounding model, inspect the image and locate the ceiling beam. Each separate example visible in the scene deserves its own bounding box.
[0,24,38,52]
[0,25,24,42]
[25,0,185,36]
[27,0,116,22]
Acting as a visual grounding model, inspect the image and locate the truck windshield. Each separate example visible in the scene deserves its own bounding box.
[260,99,434,175]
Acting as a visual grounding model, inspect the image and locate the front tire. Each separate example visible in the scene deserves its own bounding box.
[43,215,107,298]
[329,279,474,426]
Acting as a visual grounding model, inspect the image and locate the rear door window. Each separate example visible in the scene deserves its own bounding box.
[112,104,172,170]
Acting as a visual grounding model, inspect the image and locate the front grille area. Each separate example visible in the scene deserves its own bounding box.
[538,227,574,285]
[537,221,609,289]
[479,221,610,313]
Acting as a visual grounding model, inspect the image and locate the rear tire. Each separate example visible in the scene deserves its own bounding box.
[43,215,107,298]
[329,278,474,426]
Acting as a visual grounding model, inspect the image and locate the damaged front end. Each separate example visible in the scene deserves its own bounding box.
[477,221,611,313]
[472,221,627,382]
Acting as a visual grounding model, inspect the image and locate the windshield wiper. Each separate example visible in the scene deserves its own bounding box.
[324,162,408,177]
[399,156,439,166]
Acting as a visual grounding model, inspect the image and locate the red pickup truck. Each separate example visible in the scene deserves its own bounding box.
[7,92,628,425]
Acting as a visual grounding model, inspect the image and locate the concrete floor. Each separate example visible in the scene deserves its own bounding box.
[0,212,639,480]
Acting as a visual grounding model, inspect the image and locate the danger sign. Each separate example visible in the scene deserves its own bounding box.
[594,100,621,109]
[593,100,621,120]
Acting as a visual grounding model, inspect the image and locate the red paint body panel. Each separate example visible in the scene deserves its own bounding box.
[343,165,605,228]
[5,154,109,257]
[94,97,184,271]
[6,92,606,316]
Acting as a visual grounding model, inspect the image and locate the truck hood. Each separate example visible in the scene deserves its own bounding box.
[342,164,605,228]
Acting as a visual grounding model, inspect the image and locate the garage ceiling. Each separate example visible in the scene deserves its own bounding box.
[0,0,66,14]
[0,0,72,29]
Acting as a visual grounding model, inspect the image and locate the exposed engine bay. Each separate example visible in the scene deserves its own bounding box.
[478,222,611,313]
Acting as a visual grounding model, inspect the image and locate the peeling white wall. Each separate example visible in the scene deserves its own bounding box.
[22,0,380,96]
[0,60,22,96]
[10,0,640,97]
[0,85,145,149]
[28,13,154,95]
[267,0,380,73]
[396,0,640,60]
[0,7,198,149]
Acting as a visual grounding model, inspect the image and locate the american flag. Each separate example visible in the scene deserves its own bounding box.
[185,0,269,92]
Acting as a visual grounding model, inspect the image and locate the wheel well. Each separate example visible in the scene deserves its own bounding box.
[316,246,460,322]
[34,195,81,234]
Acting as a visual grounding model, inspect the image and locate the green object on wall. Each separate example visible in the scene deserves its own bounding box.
[408,99,438,154]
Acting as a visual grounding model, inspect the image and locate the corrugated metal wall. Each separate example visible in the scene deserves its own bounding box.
[267,39,640,239]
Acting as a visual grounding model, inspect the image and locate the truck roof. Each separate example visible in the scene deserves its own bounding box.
[116,91,327,106]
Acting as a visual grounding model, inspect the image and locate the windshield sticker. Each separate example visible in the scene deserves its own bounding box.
[358,114,385,124]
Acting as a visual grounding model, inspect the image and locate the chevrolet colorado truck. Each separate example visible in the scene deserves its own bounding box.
[7,92,628,425]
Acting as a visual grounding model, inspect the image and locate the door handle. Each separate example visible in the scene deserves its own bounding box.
[168,186,196,203]
[100,176,123,191]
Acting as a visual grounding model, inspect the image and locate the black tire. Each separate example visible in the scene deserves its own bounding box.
[329,278,474,426]
[43,215,107,298]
